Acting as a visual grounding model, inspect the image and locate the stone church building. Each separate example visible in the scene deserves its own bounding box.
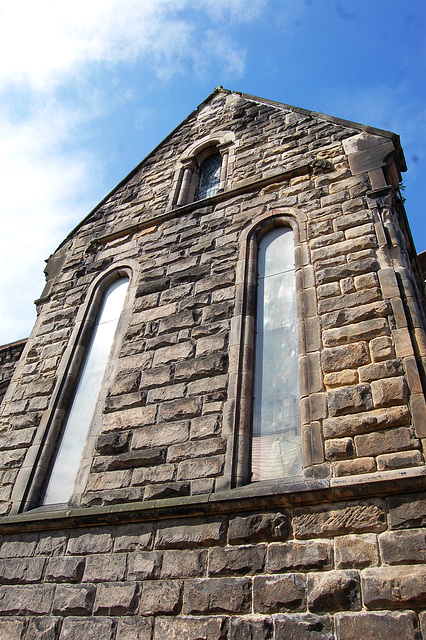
[0,87,426,639]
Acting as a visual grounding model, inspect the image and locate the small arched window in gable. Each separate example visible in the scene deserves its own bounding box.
[196,153,222,200]
[251,227,302,481]
[41,276,129,505]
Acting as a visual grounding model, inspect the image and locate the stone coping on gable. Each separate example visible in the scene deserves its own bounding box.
[1,466,425,534]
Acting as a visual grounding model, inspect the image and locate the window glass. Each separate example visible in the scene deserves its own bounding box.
[42,277,129,504]
[252,227,301,481]
[196,153,221,199]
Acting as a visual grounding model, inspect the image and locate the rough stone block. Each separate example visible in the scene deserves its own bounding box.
[307,570,360,612]
[94,582,139,615]
[327,383,373,417]
[190,414,221,440]
[116,617,153,640]
[335,534,379,569]
[293,501,386,538]
[228,512,290,544]
[132,420,190,449]
[253,574,306,613]
[153,616,227,640]
[156,517,226,549]
[323,405,410,438]
[25,617,61,640]
[230,616,273,640]
[335,611,419,640]
[369,336,395,362]
[358,359,402,383]
[59,617,115,640]
[132,463,176,486]
[102,405,157,432]
[324,437,354,460]
[0,533,38,558]
[274,613,333,640]
[323,318,388,347]
[0,584,55,615]
[177,455,224,480]
[267,540,333,572]
[362,565,426,609]
[332,457,376,477]
[167,437,226,462]
[0,618,26,640]
[161,549,206,578]
[174,354,227,383]
[127,551,162,580]
[143,481,190,500]
[324,369,359,388]
[158,397,202,422]
[377,449,423,471]
[0,557,45,584]
[354,426,417,457]
[209,545,266,576]
[52,583,96,615]
[139,579,182,615]
[371,376,408,408]
[379,529,426,565]
[45,557,85,583]
[83,553,126,582]
[388,493,426,529]
[113,523,154,551]
[183,577,251,614]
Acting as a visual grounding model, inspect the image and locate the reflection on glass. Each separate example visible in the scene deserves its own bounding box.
[252,227,301,481]
[42,277,129,504]
[197,153,222,199]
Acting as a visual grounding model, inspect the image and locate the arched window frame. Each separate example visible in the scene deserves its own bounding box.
[220,211,315,490]
[169,131,236,208]
[11,262,138,513]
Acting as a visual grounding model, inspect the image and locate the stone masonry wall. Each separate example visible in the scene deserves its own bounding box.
[1,488,426,639]
[0,89,426,638]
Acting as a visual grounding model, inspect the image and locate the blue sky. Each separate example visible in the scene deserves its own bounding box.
[0,0,425,344]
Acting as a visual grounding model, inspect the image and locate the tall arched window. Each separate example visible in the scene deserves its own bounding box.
[41,277,129,505]
[251,227,301,481]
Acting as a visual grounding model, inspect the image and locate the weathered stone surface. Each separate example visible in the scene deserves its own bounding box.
[0,557,45,583]
[323,318,388,347]
[158,397,202,422]
[26,617,61,640]
[45,557,85,583]
[95,431,130,455]
[324,437,354,460]
[143,480,190,500]
[183,577,251,614]
[83,553,126,582]
[0,533,38,558]
[52,583,96,615]
[268,540,333,572]
[127,551,162,580]
[177,455,224,480]
[0,584,55,614]
[0,618,26,640]
[209,545,266,575]
[335,534,378,569]
[358,359,402,382]
[377,449,423,471]
[113,523,154,551]
[332,456,376,477]
[139,580,182,615]
[153,616,227,640]
[323,406,410,438]
[116,617,153,640]
[307,570,360,612]
[253,574,306,613]
[354,426,417,457]
[102,405,157,432]
[228,512,290,544]
[167,437,226,462]
[230,616,273,640]
[379,529,426,565]
[371,376,408,408]
[92,447,166,472]
[362,565,426,609]
[327,383,373,417]
[369,336,395,362]
[94,582,139,615]
[321,300,389,331]
[161,549,206,578]
[335,611,419,640]
[60,617,115,640]
[132,420,190,449]
[293,501,386,538]
[274,614,333,640]
[156,518,226,549]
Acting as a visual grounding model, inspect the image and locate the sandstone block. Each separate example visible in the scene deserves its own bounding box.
[332,456,376,476]
[228,512,290,544]
[174,354,227,382]
[323,318,388,347]
[324,369,359,388]
[83,553,126,582]
[369,336,395,362]
[132,421,190,449]
[324,437,354,460]
[140,365,173,389]
[0,618,26,640]
[183,577,251,614]
[388,492,426,530]
[253,574,306,613]
[116,617,153,640]
[156,517,226,549]
[127,551,162,580]
[230,616,273,640]
[0,557,45,584]
[158,397,202,422]
[161,549,206,578]
[268,540,333,572]
[0,585,55,614]
[67,528,113,555]
[335,611,419,640]
[307,570,360,612]
[328,383,373,417]
[52,583,95,615]
[362,565,426,609]
[92,447,166,472]
[143,481,190,501]
[59,617,115,640]
[152,341,194,367]
[293,501,385,539]
[25,617,61,640]
[153,616,227,640]
[102,405,156,432]
[354,426,417,457]
[95,431,130,455]
[132,463,176,486]
[0,533,38,558]
[371,376,407,408]
[323,405,410,438]
[209,545,266,576]
[321,342,369,373]
[113,523,154,552]
[377,449,423,471]
[359,359,402,382]
[379,529,426,565]
[274,613,333,640]
[190,414,221,440]
[335,534,378,569]
[45,557,85,583]
[318,286,380,313]
[177,455,224,480]
[94,582,139,615]
[167,437,226,462]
